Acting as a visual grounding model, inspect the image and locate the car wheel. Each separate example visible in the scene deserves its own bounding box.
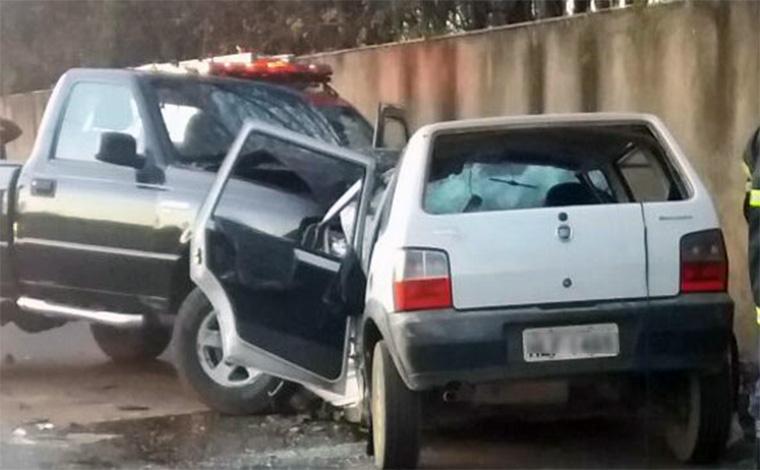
[371,340,420,469]
[173,287,293,415]
[664,362,732,464]
[90,322,171,363]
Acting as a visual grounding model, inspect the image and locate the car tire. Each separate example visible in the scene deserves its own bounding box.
[90,322,171,363]
[173,287,293,415]
[665,362,732,464]
[371,340,420,469]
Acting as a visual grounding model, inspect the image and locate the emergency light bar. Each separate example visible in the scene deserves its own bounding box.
[208,57,332,83]
[137,53,333,84]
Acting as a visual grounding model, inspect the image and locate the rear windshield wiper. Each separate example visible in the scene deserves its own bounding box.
[488,176,538,189]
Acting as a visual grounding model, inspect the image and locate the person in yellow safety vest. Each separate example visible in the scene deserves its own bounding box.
[743,125,760,466]
[744,126,760,322]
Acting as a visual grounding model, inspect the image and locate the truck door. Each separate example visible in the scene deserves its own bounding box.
[191,121,375,394]
[14,78,174,312]
[373,103,409,150]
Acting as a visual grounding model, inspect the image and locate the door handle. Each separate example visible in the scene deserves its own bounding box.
[31,178,56,197]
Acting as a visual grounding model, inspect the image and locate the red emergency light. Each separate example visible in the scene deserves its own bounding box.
[208,57,332,84]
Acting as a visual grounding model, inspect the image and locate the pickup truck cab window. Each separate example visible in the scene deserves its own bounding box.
[54,82,146,161]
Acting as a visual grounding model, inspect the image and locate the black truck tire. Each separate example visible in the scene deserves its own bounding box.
[371,340,421,469]
[665,365,732,464]
[173,288,293,415]
[90,322,171,362]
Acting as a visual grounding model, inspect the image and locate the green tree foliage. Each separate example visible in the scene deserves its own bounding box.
[0,0,626,95]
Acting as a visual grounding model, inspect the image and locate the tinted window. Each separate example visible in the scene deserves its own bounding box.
[424,125,682,214]
[54,82,145,161]
[213,133,364,259]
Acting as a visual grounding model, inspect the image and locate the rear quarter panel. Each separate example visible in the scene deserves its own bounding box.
[643,117,721,297]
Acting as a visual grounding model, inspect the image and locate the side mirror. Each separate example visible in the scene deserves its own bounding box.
[372,103,410,150]
[96,132,143,168]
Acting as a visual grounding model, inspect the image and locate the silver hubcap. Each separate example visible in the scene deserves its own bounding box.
[197,310,261,387]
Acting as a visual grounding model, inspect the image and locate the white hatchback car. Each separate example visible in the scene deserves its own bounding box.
[178,114,735,469]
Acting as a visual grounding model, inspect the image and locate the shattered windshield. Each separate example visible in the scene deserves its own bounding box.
[317,104,374,150]
[150,78,340,164]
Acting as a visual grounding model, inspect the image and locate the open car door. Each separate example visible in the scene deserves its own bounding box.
[191,121,375,397]
[372,103,410,150]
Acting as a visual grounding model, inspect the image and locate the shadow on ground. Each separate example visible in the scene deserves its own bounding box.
[1,411,754,469]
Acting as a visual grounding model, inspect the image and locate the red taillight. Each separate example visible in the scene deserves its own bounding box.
[393,249,452,312]
[680,230,728,293]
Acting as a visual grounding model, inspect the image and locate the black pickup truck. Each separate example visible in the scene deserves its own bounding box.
[0,66,406,414]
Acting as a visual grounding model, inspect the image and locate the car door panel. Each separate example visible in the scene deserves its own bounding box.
[192,121,374,394]
[209,216,345,378]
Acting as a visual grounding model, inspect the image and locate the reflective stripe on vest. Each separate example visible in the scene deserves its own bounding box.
[756,306,760,325]
[751,189,760,208]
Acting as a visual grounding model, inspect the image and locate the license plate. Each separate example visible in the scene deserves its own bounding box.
[522,323,619,362]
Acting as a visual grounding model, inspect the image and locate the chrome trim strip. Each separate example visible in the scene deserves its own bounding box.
[15,237,180,261]
[159,200,191,211]
[294,249,340,272]
[17,296,144,327]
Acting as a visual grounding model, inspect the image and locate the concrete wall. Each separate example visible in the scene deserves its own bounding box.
[312,1,760,355]
[1,1,759,354]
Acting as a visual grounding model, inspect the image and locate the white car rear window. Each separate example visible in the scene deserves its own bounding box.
[424,125,684,214]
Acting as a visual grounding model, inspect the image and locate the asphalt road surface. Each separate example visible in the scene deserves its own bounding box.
[0,321,754,469]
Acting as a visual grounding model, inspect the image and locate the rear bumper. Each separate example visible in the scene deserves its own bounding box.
[385,294,733,391]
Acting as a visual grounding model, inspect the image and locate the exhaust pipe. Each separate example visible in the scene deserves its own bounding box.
[442,383,471,402]
[442,389,459,402]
